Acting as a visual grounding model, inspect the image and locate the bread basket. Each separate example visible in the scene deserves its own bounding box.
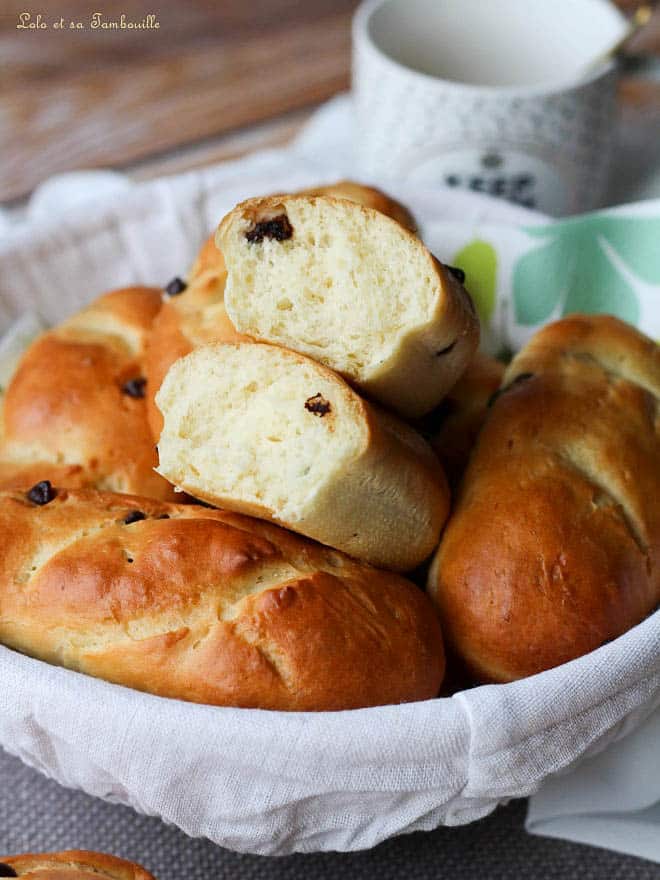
[1,161,658,854]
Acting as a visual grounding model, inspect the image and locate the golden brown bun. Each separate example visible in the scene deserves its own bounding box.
[428,314,660,683]
[0,287,175,500]
[419,352,505,488]
[0,487,445,710]
[145,181,417,438]
[0,851,155,880]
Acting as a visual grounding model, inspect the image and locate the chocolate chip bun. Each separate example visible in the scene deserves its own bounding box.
[0,851,155,880]
[145,181,417,438]
[428,315,660,683]
[0,486,445,710]
[156,342,450,572]
[217,194,479,417]
[0,287,175,500]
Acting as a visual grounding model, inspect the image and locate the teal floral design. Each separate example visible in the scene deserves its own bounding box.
[513,215,660,326]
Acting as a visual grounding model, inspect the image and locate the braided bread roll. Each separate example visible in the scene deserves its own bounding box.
[428,315,660,682]
[0,852,155,880]
[0,287,174,500]
[145,181,415,438]
[0,486,445,710]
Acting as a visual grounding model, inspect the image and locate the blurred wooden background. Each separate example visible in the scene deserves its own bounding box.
[1,0,658,204]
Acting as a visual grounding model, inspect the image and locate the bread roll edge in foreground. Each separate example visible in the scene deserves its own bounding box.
[155,342,450,571]
[0,487,445,710]
[428,314,659,683]
[0,851,155,880]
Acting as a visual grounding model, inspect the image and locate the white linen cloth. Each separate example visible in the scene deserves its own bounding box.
[0,95,659,857]
[527,709,660,863]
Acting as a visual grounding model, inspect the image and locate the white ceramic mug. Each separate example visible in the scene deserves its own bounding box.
[353,0,648,215]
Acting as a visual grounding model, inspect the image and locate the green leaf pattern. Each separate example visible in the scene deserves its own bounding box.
[512,216,660,326]
[451,240,497,326]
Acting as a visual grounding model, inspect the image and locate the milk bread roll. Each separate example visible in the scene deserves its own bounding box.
[428,314,660,682]
[217,194,479,418]
[0,486,445,710]
[145,181,415,437]
[0,287,175,500]
[156,342,450,571]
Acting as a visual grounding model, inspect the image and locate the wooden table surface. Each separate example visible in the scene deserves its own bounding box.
[2,0,658,205]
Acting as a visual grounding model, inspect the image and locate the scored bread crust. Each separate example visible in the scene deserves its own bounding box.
[0,851,155,880]
[217,194,479,418]
[144,181,417,439]
[156,342,450,572]
[428,314,660,683]
[0,287,176,500]
[0,488,445,711]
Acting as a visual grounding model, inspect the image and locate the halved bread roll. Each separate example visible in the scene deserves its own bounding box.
[145,181,416,438]
[217,195,479,418]
[156,342,449,571]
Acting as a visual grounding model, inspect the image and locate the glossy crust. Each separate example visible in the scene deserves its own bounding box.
[421,352,505,488]
[0,488,445,710]
[428,315,660,682]
[144,181,417,439]
[0,850,155,880]
[0,287,175,500]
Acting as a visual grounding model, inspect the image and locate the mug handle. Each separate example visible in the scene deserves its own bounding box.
[618,51,660,80]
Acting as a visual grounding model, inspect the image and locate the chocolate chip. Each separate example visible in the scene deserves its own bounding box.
[0,865,17,877]
[436,340,457,356]
[156,513,170,520]
[304,393,331,417]
[122,377,147,399]
[123,510,146,525]
[487,372,534,408]
[165,277,187,296]
[245,214,293,244]
[445,264,466,284]
[27,480,57,506]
